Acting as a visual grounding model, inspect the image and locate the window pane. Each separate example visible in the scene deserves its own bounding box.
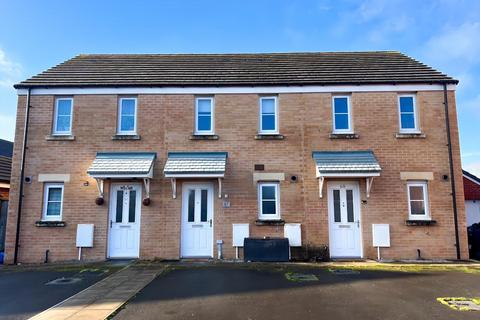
[333,190,341,222]
[261,115,276,131]
[400,114,415,129]
[200,189,208,222]
[410,201,425,215]
[128,190,136,223]
[262,201,276,215]
[46,202,61,216]
[409,186,424,201]
[261,98,275,114]
[188,190,195,222]
[56,115,71,132]
[346,190,354,223]
[48,188,62,201]
[335,114,349,130]
[121,115,135,131]
[116,190,123,223]
[121,99,136,115]
[334,97,348,113]
[262,186,276,200]
[197,99,211,113]
[400,97,414,113]
[57,100,72,115]
[198,115,211,131]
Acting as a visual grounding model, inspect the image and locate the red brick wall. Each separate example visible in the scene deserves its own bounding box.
[4,90,468,263]
[464,176,480,200]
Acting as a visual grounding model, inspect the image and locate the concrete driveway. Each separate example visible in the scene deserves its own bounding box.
[113,264,480,320]
[0,262,122,320]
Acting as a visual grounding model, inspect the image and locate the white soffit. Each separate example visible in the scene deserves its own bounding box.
[17,84,457,96]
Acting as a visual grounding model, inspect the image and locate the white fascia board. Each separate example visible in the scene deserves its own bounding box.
[464,174,480,186]
[17,84,457,96]
[316,172,381,178]
[164,173,225,178]
[87,173,152,179]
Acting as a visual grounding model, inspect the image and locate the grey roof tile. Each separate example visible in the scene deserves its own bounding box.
[312,151,381,175]
[15,52,457,88]
[87,152,156,176]
[164,152,228,175]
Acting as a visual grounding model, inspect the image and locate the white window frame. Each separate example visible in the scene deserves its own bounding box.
[194,97,215,135]
[259,96,279,134]
[398,94,419,133]
[52,97,73,135]
[42,183,64,221]
[332,95,353,133]
[258,182,280,220]
[407,181,430,220]
[117,97,138,135]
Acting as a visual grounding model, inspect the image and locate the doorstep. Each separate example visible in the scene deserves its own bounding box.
[28,261,166,320]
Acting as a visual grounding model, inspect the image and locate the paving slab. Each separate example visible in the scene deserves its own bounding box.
[28,262,165,320]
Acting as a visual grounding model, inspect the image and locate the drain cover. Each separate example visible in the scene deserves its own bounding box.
[46,277,82,285]
[329,269,360,275]
[437,297,480,311]
[285,272,318,281]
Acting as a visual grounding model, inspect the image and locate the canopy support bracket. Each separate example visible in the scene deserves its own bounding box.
[143,178,151,199]
[318,176,325,198]
[366,177,374,198]
[218,178,223,198]
[171,178,177,199]
[94,178,104,198]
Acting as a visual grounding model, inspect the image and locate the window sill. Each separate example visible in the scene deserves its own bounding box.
[112,134,141,140]
[189,134,219,140]
[405,219,436,226]
[255,134,285,140]
[396,133,426,139]
[255,219,285,226]
[45,135,75,141]
[35,220,66,227]
[329,133,359,139]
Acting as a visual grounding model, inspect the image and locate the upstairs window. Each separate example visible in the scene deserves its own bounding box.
[195,97,214,134]
[332,96,352,133]
[258,183,280,220]
[407,181,430,220]
[259,97,278,134]
[398,95,419,133]
[53,98,73,135]
[42,183,64,221]
[118,98,137,135]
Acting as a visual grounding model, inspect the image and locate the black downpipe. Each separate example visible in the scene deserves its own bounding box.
[443,83,461,260]
[13,88,31,264]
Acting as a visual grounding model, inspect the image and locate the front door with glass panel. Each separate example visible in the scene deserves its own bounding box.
[108,184,141,258]
[327,182,362,258]
[181,183,214,258]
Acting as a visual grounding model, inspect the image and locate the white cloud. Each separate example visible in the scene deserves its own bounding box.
[464,161,480,177]
[424,22,480,66]
[357,0,386,21]
[0,114,15,141]
[0,48,22,90]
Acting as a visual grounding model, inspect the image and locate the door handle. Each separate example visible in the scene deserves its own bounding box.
[356,220,360,228]
[110,220,113,228]
[209,219,212,227]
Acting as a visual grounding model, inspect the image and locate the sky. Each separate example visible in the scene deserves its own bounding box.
[0,0,479,175]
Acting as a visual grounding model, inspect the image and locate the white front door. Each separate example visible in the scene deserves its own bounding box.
[328,182,362,258]
[181,183,214,258]
[108,184,141,258]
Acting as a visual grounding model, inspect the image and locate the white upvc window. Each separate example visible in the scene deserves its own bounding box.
[259,96,278,134]
[195,97,214,135]
[332,96,352,133]
[42,183,64,221]
[407,181,430,220]
[258,183,280,220]
[118,97,137,135]
[53,98,73,135]
[398,94,419,133]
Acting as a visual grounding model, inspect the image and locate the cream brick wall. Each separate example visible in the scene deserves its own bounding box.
[4,90,468,263]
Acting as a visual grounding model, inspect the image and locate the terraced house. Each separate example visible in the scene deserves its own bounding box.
[4,52,468,264]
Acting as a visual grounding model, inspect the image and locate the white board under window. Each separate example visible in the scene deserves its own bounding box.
[372,224,390,247]
[232,224,249,247]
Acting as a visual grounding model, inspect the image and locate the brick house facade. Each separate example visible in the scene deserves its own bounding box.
[4,52,468,263]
